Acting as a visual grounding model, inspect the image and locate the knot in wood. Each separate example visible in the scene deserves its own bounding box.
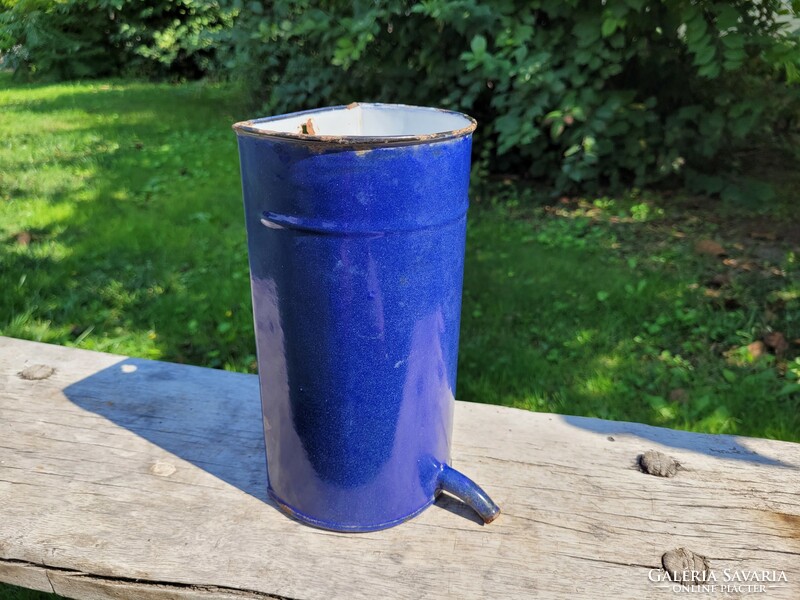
[639,450,680,477]
[662,548,710,583]
[149,462,177,477]
[18,364,55,381]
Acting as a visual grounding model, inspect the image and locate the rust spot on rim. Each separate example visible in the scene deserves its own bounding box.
[300,118,316,135]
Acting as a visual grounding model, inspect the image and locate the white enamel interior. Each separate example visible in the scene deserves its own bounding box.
[248,104,472,138]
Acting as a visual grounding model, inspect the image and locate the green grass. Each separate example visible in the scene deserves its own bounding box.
[0,74,255,369]
[1,73,799,598]
[460,192,799,437]
[1,72,798,432]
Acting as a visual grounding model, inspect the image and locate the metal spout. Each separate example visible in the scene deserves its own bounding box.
[437,464,500,524]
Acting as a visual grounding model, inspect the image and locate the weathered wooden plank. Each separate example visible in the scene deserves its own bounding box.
[0,559,54,594]
[1,336,799,599]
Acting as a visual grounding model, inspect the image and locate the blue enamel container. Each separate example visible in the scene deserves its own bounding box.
[234,104,499,531]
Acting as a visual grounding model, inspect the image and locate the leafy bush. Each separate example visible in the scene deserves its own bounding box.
[3,0,799,192]
[223,0,800,192]
[0,0,232,79]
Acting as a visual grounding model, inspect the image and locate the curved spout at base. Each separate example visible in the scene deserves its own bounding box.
[437,464,500,524]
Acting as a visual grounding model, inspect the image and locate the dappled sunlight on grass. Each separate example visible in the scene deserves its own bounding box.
[1,73,255,371]
[1,73,798,443]
[461,192,800,440]
[579,372,617,397]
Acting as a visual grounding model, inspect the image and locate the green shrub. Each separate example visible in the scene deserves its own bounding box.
[3,0,799,192]
[0,0,232,79]
[223,0,800,192]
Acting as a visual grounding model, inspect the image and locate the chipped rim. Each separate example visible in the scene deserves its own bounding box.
[232,102,477,149]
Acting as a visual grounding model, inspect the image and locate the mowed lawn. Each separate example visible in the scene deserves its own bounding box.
[0,71,799,598]
[2,73,799,434]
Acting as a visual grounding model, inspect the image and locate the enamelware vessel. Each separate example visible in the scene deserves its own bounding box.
[234,103,499,531]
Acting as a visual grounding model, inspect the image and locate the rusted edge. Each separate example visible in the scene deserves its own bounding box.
[482,507,501,524]
[232,102,477,150]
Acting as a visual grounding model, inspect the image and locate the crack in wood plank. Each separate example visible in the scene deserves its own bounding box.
[554,553,658,570]
[0,558,297,600]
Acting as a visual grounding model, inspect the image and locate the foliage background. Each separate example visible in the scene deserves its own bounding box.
[222,0,800,195]
[0,0,231,79]
[3,0,800,194]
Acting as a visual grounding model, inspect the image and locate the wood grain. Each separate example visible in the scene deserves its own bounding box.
[1,336,799,599]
